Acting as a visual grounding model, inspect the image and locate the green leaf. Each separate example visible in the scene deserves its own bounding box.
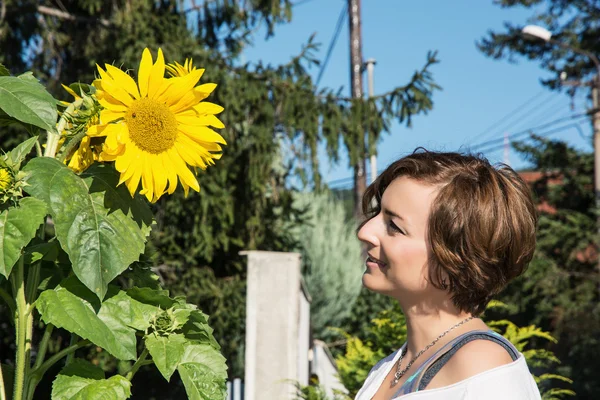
[23,158,153,298]
[0,76,58,133]
[177,344,227,400]
[101,290,161,331]
[145,333,187,381]
[0,64,10,76]
[7,136,39,170]
[0,197,47,278]
[182,310,221,349]
[126,287,178,309]
[52,359,131,400]
[36,285,137,360]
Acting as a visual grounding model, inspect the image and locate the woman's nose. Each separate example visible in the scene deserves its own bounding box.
[357,216,380,248]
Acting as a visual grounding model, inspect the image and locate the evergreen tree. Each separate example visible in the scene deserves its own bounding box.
[293,191,364,342]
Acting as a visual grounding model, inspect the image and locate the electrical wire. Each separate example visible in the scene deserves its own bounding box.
[316,2,347,87]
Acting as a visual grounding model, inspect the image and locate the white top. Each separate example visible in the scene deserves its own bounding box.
[354,347,542,400]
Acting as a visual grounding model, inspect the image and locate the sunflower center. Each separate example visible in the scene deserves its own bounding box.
[125,98,178,154]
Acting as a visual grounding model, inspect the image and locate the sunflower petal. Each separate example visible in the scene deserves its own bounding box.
[178,125,227,144]
[193,102,224,115]
[105,64,140,99]
[138,48,153,98]
[148,48,166,99]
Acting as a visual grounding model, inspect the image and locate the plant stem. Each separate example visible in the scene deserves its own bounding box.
[65,334,79,365]
[44,99,81,158]
[29,340,91,381]
[10,256,29,400]
[0,363,6,400]
[126,348,149,381]
[33,324,54,370]
[34,140,42,158]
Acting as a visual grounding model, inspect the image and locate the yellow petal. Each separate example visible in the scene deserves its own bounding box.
[152,154,168,201]
[98,96,128,112]
[62,84,81,100]
[140,156,154,202]
[195,83,216,97]
[178,125,227,145]
[193,102,224,115]
[162,153,179,194]
[175,141,206,169]
[138,48,153,98]
[99,109,125,124]
[148,48,166,99]
[161,69,204,106]
[105,64,140,99]
[168,147,200,193]
[100,78,134,107]
[125,159,142,197]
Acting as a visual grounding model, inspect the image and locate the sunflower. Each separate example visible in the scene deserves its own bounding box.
[166,58,197,77]
[88,48,225,202]
[0,168,12,192]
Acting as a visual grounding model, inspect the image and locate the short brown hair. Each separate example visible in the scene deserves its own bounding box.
[362,149,537,315]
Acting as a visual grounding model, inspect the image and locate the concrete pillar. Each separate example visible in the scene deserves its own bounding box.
[242,251,309,400]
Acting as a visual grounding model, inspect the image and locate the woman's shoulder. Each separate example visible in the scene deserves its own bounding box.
[429,339,515,387]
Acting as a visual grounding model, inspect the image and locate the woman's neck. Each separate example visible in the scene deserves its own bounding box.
[397,294,480,355]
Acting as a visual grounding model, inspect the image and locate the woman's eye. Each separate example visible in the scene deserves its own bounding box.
[387,221,405,235]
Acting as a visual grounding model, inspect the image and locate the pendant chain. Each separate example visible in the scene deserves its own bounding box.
[391,316,475,387]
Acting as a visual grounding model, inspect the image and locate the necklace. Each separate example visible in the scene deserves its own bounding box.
[391,316,475,387]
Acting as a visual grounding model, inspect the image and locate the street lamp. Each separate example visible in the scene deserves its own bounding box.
[522,24,600,280]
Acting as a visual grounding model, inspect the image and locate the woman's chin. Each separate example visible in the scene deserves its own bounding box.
[362,273,386,294]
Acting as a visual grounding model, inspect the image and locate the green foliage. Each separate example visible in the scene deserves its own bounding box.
[293,191,363,340]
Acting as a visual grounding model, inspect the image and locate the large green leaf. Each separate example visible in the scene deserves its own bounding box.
[36,286,137,360]
[177,343,228,400]
[23,158,153,298]
[0,75,58,133]
[0,197,47,278]
[52,359,131,400]
[145,333,187,381]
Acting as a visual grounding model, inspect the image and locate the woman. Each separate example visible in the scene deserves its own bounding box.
[354,150,542,399]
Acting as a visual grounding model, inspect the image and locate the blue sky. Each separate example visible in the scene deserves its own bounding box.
[242,0,593,186]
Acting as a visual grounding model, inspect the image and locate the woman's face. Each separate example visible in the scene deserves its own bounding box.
[357,176,439,299]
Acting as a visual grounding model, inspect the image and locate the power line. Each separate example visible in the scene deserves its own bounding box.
[469,112,589,152]
[316,2,347,87]
[467,90,546,143]
[475,121,588,155]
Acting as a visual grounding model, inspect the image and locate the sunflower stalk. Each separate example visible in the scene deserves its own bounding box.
[45,99,82,158]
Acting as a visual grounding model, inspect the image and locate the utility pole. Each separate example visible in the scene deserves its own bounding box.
[503,132,510,166]
[365,58,377,183]
[348,0,365,220]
